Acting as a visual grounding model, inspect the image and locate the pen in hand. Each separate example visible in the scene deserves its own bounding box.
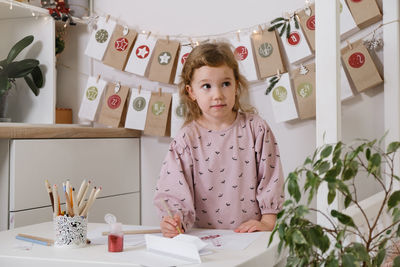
[162,199,183,234]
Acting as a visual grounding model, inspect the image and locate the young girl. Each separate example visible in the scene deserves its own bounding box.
[153,42,284,238]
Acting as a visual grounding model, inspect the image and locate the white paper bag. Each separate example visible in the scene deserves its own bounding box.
[230,32,258,81]
[170,93,186,138]
[84,17,116,61]
[340,0,359,38]
[268,73,298,122]
[125,34,157,76]
[341,65,353,100]
[280,19,313,65]
[124,88,152,130]
[174,45,193,84]
[78,76,107,121]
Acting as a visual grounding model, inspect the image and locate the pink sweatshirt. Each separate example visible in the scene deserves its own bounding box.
[154,112,284,231]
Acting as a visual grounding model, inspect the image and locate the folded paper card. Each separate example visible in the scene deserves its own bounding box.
[145,234,209,264]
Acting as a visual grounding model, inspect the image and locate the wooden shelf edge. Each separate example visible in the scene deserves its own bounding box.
[0,124,141,139]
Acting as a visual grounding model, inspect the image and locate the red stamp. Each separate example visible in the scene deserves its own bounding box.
[287,32,301,46]
[234,46,248,61]
[107,94,122,109]
[348,52,365,68]
[351,0,362,2]
[114,38,129,51]
[306,16,315,30]
[136,45,150,59]
[181,53,190,65]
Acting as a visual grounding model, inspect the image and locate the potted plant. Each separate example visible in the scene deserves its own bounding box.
[269,137,400,266]
[0,35,44,120]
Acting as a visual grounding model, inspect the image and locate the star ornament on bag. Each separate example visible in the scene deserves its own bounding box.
[114,38,129,51]
[136,45,150,59]
[158,52,171,65]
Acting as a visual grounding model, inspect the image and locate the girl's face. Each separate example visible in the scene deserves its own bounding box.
[186,64,237,126]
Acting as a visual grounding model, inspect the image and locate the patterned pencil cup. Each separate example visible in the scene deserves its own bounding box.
[54,215,88,248]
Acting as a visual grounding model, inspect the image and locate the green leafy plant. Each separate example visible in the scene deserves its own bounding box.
[0,35,44,96]
[269,136,400,266]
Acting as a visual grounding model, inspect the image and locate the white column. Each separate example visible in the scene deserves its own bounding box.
[383,0,400,189]
[315,0,341,225]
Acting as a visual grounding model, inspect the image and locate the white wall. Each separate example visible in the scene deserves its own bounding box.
[57,0,385,226]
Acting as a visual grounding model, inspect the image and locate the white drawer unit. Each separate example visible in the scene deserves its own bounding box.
[8,138,140,228]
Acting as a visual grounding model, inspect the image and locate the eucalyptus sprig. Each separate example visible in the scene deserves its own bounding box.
[265,75,281,95]
[269,136,400,267]
[268,14,300,39]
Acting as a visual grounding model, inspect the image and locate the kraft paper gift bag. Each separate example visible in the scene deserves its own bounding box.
[280,18,313,65]
[341,39,383,92]
[268,73,298,123]
[124,87,152,131]
[78,76,107,121]
[251,29,286,79]
[230,32,258,81]
[346,0,382,29]
[297,3,315,52]
[170,93,186,138]
[98,83,130,127]
[125,34,157,76]
[340,0,359,38]
[174,44,193,84]
[85,16,116,61]
[148,39,180,84]
[144,92,172,136]
[293,63,316,120]
[103,24,137,70]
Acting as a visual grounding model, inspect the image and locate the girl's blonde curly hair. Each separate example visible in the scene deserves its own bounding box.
[178,42,255,125]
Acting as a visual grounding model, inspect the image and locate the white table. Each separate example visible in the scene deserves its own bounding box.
[0,222,285,267]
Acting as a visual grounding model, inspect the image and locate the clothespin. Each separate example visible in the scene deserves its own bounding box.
[146,31,152,39]
[346,40,353,50]
[158,88,162,97]
[189,37,194,48]
[96,74,101,83]
[166,35,170,44]
[114,82,121,94]
[276,69,281,79]
[258,25,263,34]
[106,15,110,23]
[122,25,129,36]
[138,85,142,94]
[236,30,241,42]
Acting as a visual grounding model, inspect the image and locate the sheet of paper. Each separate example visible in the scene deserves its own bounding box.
[230,32,258,81]
[125,34,157,76]
[170,93,186,138]
[78,76,107,121]
[188,229,264,250]
[145,234,202,264]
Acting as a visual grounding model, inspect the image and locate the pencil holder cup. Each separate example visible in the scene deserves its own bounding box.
[54,215,88,248]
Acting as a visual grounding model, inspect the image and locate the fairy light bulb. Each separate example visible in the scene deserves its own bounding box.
[31,11,35,17]
[142,30,146,34]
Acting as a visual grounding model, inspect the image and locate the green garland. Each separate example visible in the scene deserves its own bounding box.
[265,75,281,95]
[267,15,300,39]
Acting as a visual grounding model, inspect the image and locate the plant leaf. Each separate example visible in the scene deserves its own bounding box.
[388,190,400,210]
[342,253,357,267]
[279,23,287,37]
[394,255,400,267]
[344,195,352,208]
[6,35,34,64]
[286,23,291,39]
[30,66,43,88]
[331,209,356,227]
[321,145,333,158]
[387,141,400,154]
[24,76,39,96]
[270,17,285,24]
[288,172,301,202]
[292,229,307,244]
[294,15,300,29]
[6,59,39,78]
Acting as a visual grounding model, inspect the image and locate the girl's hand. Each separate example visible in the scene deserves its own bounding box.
[160,213,184,238]
[234,214,277,233]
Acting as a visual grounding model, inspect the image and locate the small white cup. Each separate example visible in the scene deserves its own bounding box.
[54,215,88,248]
